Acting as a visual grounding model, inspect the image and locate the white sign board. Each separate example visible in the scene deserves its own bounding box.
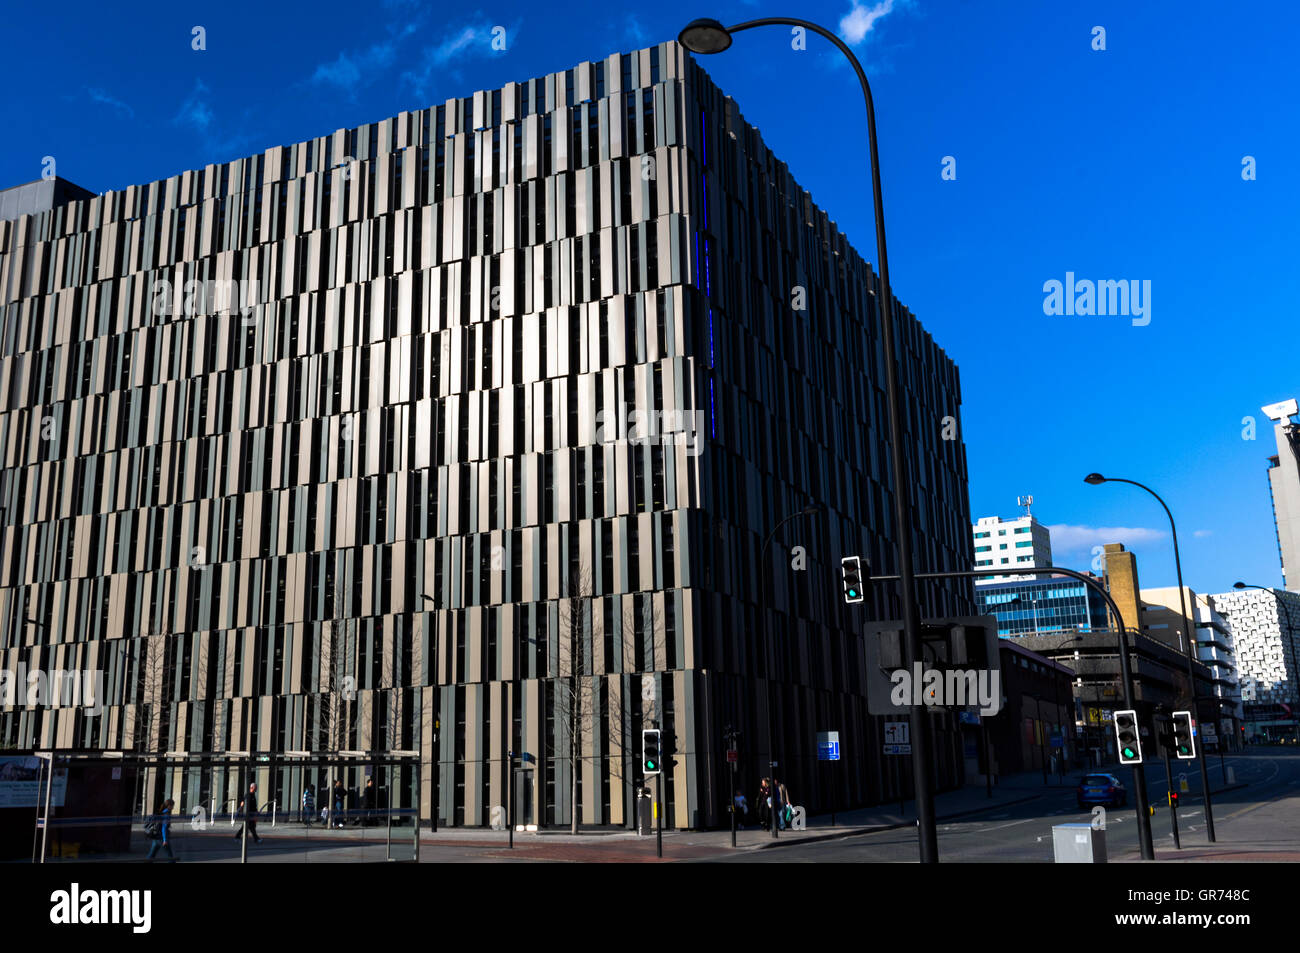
[884,722,910,745]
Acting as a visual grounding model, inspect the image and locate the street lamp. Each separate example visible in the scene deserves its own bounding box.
[757,503,821,839]
[679,14,936,863]
[1233,582,1300,745]
[1085,473,1216,842]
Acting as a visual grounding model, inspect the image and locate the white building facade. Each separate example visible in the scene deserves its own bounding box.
[1211,587,1300,742]
[973,514,1053,583]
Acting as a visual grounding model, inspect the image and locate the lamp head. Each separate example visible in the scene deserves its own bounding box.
[1233,582,1246,590]
[678,18,733,53]
[1084,473,1106,485]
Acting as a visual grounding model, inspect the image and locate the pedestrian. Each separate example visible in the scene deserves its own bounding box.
[733,789,748,829]
[145,798,177,862]
[346,783,360,826]
[758,778,771,831]
[363,778,377,826]
[332,780,346,828]
[302,784,315,826]
[777,781,791,830]
[233,782,264,843]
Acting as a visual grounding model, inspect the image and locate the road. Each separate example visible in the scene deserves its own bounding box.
[705,749,1300,862]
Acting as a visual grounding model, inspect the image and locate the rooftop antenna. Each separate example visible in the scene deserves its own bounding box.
[1016,495,1033,518]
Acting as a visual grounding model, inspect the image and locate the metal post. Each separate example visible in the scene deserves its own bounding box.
[1163,745,1180,850]
[655,770,663,858]
[678,15,931,859]
[982,717,992,798]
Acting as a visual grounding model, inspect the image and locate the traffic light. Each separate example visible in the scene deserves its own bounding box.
[841,555,865,604]
[1172,710,1196,760]
[1169,789,1179,810]
[1115,709,1143,764]
[642,728,661,776]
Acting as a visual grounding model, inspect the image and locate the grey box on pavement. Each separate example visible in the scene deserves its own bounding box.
[1052,823,1107,863]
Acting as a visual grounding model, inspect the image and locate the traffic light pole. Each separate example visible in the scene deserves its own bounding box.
[873,565,1156,860]
[1162,744,1180,850]
[655,770,663,859]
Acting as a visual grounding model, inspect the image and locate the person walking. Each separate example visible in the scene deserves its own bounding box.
[733,789,749,830]
[758,778,772,831]
[302,784,315,826]
[332,780,346,828]
[145,798,177,862]
[363,778,377,826]
[777,780,792,830]
[233,782,264,843]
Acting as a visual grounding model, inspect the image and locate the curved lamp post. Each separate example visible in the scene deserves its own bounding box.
[679,14,936,864]
[1233,582,1300,744]
[757,503,822,839]
[1084,473,1216,842]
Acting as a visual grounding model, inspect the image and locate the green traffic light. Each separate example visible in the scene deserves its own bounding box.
[646,760,656,770]
[848,588,858,597]
[1123,747,1136,759]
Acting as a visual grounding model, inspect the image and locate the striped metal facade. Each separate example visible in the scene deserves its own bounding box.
[0,42,973,829]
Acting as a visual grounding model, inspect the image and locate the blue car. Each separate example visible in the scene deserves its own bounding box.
[1077,773,1127,809]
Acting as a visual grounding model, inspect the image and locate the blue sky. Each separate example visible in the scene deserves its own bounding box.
[4,0,1297,596]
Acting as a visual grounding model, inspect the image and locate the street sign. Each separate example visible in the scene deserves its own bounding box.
[726,748,738,764]
[1050,734,1063,748]
[884,722,910,745]
[883,744,912,755]
[817,731,841,762]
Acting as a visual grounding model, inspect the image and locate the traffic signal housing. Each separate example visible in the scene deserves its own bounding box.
[1172,710,1196,760]
[642,728,661,776]
[1115,709,1143,765]
[841,555,866,604]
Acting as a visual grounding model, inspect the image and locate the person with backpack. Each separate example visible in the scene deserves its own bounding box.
[302,784,315,826]
[145,798,177,862]
[233,782,263,843]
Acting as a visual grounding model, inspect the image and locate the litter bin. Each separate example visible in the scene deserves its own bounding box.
[636,790,653,835]
[1052,822,1106,863]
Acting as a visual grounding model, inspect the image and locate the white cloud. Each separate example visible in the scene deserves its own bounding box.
[1193,529,1213,538]
[840,0,896,46]
[1045,524,1167,552]
[173,80,213,132]
[87,88,134,118]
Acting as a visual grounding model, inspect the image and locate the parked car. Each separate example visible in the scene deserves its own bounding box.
[1077,773,1127,809]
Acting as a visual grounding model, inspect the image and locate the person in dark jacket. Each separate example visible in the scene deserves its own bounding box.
[362,778,377,826]
[233,782,263,843]
[146,798,177,862]
[332,780,346,828]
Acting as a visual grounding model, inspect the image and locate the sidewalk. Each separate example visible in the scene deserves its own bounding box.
[416,767,1056,853]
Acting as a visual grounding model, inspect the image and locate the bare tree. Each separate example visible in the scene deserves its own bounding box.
[552,566,662,831]
[314,568,355,756]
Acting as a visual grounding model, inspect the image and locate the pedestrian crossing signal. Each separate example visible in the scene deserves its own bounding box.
[642,728,661,776]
